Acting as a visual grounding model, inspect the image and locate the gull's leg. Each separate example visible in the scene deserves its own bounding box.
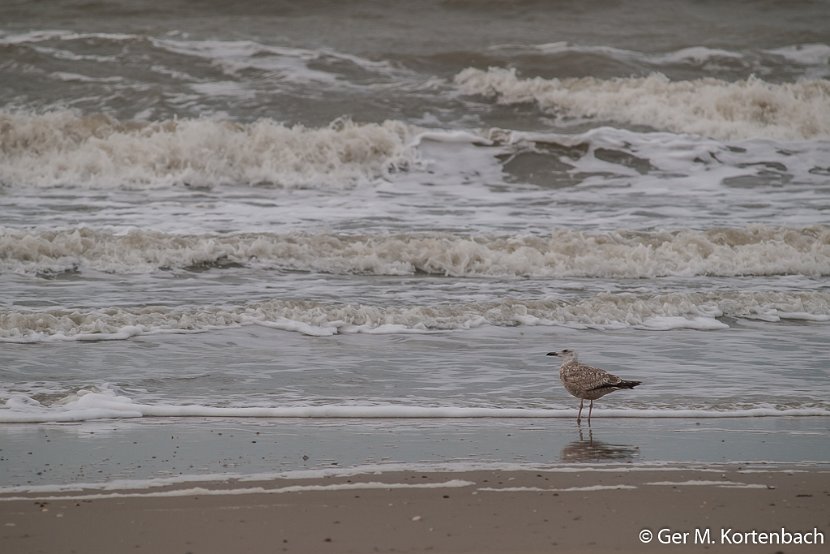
[577,399,584,423]
[588,400,594,424]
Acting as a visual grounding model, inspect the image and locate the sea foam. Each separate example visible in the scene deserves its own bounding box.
[1,290,828,342]
[454,67,830,140]
[0,111,416,189]
[0,480,478,502]
[2,226,827,277]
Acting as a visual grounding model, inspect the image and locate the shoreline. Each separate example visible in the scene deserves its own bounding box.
[3,416,829,488]
[2,466,827,553]
[3,416,827,552]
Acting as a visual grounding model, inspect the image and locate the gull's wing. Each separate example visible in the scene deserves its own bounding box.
[561,363,622,391]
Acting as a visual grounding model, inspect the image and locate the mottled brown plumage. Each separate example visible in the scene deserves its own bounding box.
[547,349,641,423]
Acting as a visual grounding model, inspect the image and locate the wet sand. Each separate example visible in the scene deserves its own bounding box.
[4,416,830,488]
[2,467,828,553]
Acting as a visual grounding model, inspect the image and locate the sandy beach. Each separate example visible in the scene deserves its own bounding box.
[2,416,828,552]
[2,466,827,554]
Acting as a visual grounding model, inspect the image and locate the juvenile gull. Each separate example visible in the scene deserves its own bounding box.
[547,349,641,423]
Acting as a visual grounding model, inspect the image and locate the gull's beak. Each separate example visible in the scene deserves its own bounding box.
[546,352,558,357]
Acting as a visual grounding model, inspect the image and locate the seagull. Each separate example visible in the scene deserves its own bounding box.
[547,349,641,424]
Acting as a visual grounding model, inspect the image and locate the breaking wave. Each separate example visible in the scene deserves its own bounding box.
[2,226,828,278]
[454,67,830,140]
[2,291,828,342]
[0,111,416,189]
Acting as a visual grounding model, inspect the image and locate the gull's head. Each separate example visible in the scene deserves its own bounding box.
[547,349,577,361]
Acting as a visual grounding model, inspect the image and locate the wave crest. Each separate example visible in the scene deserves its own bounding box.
[0,111,416,189]
[2,226,828,278]
[454,68,830,140]
[2,291,828,342]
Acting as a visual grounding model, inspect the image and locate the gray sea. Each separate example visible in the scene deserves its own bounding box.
[1,0,829,486]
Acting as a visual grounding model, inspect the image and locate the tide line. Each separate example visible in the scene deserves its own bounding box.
[1,402,829,423]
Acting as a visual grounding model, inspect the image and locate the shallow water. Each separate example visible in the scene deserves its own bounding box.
[1,1,829,479]
[2,416,829,488]
[2,326,827,420]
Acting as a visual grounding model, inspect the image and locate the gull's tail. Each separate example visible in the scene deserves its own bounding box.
[617,380,641,389]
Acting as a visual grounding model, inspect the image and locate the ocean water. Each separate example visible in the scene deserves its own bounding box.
[1,0,829,474]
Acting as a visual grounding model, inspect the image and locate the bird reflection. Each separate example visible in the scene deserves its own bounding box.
[560,425,640,462]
